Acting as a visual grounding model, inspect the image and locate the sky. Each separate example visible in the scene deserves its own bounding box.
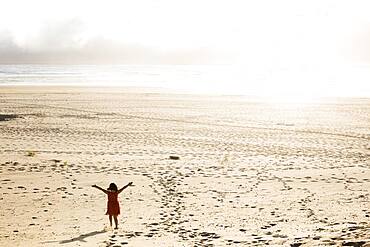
[0,0,370,97]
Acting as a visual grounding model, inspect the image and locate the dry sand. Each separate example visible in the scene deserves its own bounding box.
[0,86,369,246]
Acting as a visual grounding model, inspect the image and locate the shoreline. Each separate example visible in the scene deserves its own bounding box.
[1,85,369,104]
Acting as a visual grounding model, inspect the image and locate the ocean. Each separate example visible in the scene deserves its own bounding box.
[1,64,370,98]
[0,64,235,94]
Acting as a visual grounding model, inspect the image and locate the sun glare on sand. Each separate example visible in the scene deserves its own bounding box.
[261,95,321,105]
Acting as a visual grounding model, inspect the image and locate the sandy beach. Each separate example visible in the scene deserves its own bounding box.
[0,86,369,246]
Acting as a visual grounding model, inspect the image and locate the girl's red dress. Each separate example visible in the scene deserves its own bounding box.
[106,191,120,215]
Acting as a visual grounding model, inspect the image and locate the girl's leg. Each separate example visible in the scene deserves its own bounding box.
[113,215,118,229]
[109,215,113,227]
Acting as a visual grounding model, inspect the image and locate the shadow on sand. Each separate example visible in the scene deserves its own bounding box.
[59,230,106,243]
[42,230,106,244]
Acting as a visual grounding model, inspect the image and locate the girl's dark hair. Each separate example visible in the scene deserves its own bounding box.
[108,183,118,191]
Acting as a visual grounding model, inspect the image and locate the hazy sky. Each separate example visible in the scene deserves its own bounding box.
[0,0,370,96]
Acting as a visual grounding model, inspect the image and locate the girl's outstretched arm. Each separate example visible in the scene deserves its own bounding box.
[92,184,108,194]
[118,182,133,194]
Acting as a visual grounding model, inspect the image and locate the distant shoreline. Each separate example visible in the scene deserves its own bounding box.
[0,85,369,103]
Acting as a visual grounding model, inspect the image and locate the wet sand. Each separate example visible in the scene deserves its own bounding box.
[0,86,369,246]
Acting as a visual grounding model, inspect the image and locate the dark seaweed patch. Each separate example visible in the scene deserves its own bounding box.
[0,114,18,121]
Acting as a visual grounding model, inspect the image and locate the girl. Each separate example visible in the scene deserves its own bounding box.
[92,182,133,229]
